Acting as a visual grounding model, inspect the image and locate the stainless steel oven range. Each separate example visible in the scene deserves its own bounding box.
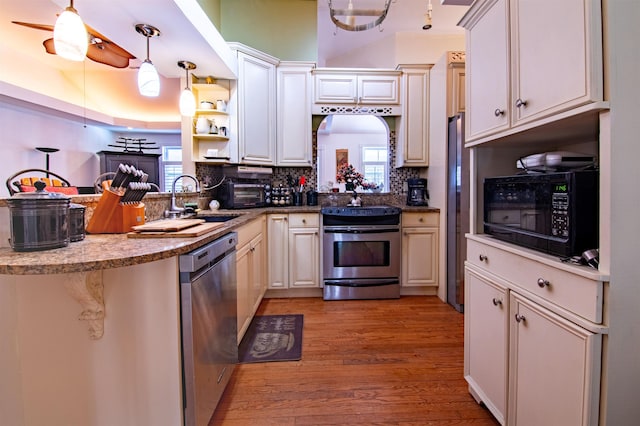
[321,206,402,300]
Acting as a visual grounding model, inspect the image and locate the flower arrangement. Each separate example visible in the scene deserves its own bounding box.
[361,181,381,191]
[336,163,364,190]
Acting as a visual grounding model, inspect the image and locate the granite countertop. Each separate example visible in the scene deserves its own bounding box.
[0,204,438,275]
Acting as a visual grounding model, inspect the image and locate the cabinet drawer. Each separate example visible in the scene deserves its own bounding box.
[467,238,603,323]
[402,212,439,227]
[288,213,319,228]
[237,216,266,248]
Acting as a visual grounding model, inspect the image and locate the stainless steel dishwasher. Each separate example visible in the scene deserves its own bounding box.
[179,232,238,426]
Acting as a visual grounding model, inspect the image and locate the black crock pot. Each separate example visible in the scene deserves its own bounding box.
[7,180,71,251]
[69,203,86,242]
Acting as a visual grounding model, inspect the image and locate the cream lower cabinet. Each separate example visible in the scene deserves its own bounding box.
[464,267,508,425]
[236,216,267,343]
[465,236,604,425]
[268,213,319,289]
[508,292,601,426]
[401,212,439,288]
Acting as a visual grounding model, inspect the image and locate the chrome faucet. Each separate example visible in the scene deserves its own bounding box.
[170,174,200,213]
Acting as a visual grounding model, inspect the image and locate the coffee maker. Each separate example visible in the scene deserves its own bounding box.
[407,178,429,206]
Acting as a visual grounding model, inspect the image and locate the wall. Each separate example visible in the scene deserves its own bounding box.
[219,0,318,61]
[325,32,465,68]
[0,100,180,196]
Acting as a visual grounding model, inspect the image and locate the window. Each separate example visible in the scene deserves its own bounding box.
[362,146,388,190]
[162,146,182,192]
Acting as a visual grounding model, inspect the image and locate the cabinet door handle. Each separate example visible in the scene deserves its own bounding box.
[515,98,528,108]
[302,219,306,224]
[537,278,550,288]
[419,217,424,222]
[515,313,526,323]
[479,254,488,262]
[492,298,502,306]
[494,108,504,117]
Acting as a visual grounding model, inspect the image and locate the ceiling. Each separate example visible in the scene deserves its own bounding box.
[0,0,471,128]
[317,0,470,66]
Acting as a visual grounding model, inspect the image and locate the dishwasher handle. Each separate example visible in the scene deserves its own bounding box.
[179,232,237,273]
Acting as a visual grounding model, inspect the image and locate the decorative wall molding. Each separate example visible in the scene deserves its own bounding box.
[64,271,105,340]
[312,105,400,115]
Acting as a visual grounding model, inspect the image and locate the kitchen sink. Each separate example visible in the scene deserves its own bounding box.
[199,214,242,223]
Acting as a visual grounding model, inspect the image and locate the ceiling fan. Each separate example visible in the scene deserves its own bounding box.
[12,20,135,68]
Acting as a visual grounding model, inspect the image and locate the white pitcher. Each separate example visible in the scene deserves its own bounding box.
[194,117,210,134]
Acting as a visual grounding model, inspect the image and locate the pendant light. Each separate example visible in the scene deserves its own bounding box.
[346,0,356,27]
[53,0,88,61]
[328,0,393,32]
[135,24,161,97]
[423,0,433,30]
[178,61,197,117]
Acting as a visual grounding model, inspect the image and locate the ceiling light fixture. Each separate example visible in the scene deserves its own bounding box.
[423,0,433,30]
[135,24,161,97]
[328,0,394,32]
[178,61,197,117]
[53,0,88,61]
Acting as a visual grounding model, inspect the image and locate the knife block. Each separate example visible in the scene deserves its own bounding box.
[86,189,146,234]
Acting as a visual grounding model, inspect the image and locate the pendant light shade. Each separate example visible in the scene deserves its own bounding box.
[138,60,160,97]
[178,61,197,116]
[135,24,161,97]
[53,1,88,61]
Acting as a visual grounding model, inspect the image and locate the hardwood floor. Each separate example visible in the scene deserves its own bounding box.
[210,296,499,426]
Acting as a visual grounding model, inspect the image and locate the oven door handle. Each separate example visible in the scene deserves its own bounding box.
[323,228,399,234]
[324,279,400,287]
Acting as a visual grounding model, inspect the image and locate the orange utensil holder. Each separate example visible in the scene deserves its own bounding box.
[86,189,146,234]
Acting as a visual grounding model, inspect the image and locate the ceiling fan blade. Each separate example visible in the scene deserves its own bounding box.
[84,24,135,60]
[87,45,131,68]
[14,20,134,61]
[12,21,54,32]
[42,38,56,55]
[94,39,135,60]
[43,38,130,68]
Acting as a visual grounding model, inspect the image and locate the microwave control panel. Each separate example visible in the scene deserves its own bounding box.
[551,192,570,237]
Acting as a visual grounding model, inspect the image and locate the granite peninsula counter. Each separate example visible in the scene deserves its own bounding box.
[0,200,437,426]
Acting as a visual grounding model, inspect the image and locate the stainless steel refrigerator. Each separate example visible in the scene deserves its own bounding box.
[447,113,469,313]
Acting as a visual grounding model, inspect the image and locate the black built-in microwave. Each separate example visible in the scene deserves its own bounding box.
[483,170,598,257]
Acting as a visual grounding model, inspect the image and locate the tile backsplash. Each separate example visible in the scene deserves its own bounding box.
[196,129,425,196]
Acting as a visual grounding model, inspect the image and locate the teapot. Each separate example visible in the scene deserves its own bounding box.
[194,117,210,134]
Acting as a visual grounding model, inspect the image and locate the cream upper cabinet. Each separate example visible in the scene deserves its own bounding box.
[510,0,603,127]
[229,43,278,165]
[276,62,315,167]
[401,212,439,289]
[395,65,431,167]
[464,266,508,425]
[313,69,401,105]
[460,0,604,144]
[461,0,510,141]
[508,291,601,426]
[268,213,320,290]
